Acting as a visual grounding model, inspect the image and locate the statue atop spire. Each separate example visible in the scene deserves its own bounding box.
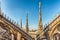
[26,12,29,33]
[38,2,43,34]
[39,2,42,21]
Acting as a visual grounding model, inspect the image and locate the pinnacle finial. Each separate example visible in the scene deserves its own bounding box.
[26,12,29,33]
[20,18,22,28]
[26,12,28,19]
[0,1,1,8]
[0,1,1,14]
[38,2,42,25]
[39,2,41,8]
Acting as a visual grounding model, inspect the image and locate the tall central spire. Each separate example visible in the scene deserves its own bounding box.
[38,2,43,34]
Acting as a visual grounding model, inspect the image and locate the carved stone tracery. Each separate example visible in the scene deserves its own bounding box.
[0,22,13,40]
[53,33,60,40]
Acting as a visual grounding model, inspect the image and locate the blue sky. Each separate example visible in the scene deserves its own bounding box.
[1,0,60,30]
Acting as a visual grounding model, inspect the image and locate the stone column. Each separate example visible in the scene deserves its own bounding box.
[11,34,14,40]
[17,32,22,40]
[22,38,25,40]
[57,36,59,40]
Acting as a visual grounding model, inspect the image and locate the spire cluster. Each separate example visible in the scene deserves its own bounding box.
[0,1,43,35]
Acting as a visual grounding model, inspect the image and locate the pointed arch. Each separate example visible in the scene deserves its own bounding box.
[50,21,60,36]
[53,33,60,40]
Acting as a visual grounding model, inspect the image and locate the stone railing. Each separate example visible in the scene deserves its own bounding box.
[0,12,34,40]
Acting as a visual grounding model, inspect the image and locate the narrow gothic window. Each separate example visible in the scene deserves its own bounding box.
[53,33,60,40]
[57,24,60,31]
[0,26,12,40]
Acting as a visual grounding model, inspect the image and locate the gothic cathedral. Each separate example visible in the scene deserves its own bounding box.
[0,2,60,40]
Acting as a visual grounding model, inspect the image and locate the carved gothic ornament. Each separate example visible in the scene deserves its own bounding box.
[53,33,60,40]
[57,24,60,32]
[49,21,60,36]
[0,22,13,40]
